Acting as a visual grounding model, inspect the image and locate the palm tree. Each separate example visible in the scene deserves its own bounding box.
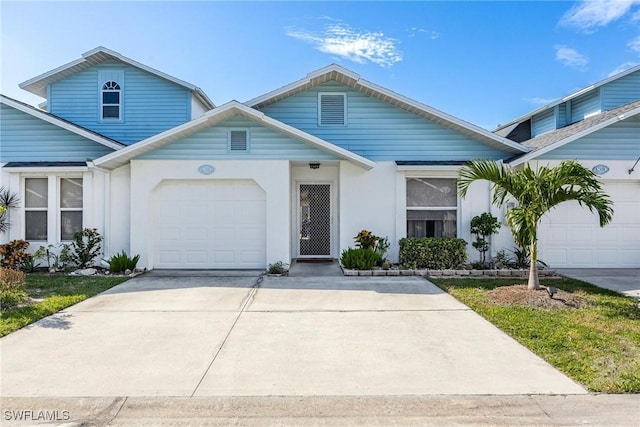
[457,160,613,290]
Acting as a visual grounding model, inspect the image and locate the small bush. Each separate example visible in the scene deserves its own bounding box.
[399,237,468,269]
[0,267,27,310]
[0,240,31,270]
[68,228,103,268]
[106,250,140,273]
[340,248,380,270]
[267,261,289,275]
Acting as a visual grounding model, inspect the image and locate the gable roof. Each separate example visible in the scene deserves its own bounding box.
[247,64,529,155]
[0,94,125,151]
[93,101,375,170]
[509,100,640,166]
[495,64,640,134]
[19,46,215,110]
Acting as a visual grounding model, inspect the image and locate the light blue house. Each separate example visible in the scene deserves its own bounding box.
[1,47,638,269]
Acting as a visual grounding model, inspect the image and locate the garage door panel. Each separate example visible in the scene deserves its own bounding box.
[538,181,640,268]
[154,180,266,269]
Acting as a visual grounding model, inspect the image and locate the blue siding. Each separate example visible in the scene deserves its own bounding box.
[556,103,567,128]
[538,118,640,160]
[570,89,601,123]
[602,70,640,111]
[48,60,191,145]
[531,108,555,137]
[0,104,115,162]
[258,81,511,161]
[137,116,340,160]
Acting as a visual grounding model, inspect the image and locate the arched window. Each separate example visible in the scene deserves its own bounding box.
[101,81,121,120]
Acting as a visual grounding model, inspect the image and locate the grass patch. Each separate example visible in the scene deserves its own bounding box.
[430,277,640,393]
[1,273,128,337]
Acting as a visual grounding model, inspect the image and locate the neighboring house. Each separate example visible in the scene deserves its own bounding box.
[1,47,638,269]
[496,65,640,268]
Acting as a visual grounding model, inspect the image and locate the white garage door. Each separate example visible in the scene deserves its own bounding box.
[154,180,266,269]
[538,181,640,268]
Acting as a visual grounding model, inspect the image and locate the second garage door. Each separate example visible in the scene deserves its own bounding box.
[154,180,266,269]
[538,181,640,268]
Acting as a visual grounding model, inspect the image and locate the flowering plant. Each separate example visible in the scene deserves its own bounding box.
[354,229,378,250]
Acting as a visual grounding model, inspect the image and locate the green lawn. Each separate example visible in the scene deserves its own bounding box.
[0,274,128,337]
[429,277,640,393]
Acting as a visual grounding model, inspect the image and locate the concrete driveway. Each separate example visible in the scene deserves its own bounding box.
[0,273,585,397]
[557,268,640,300]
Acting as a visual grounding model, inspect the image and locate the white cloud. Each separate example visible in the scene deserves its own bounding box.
[628,35,640,53]
[525,97,557,106]
[608,61,639,76]
[554,45,589,69]
[286,23,402,68]
[560,0,640,31]
[408,27,440,39]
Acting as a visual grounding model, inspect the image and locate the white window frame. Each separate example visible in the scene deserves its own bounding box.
[227,128,250,152]
[59,177,84,241]
[318,92,347,126]
[20,174,85,244]
[23,177,49,243]
[100,80,122,121]
[405,176,459,238]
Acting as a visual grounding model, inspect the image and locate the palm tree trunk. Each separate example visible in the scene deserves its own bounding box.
[527,238,540,290]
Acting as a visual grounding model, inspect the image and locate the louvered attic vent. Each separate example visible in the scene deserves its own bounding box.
[319,93,346,126]
[229,130,248,152]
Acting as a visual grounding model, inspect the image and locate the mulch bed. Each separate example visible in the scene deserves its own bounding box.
[487,284,589,309]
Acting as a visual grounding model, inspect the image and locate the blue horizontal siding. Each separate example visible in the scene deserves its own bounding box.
[539,118,640,160]
[258,81,510,161]
[602,70,640,111]
[48,60,191,145]
[136,116,339,160]
[570,89,600,123]
[0,104,115,162]
[556,104,567,128]
[531,108,555,137]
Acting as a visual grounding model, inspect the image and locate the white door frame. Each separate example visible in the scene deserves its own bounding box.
[294,181,336,259]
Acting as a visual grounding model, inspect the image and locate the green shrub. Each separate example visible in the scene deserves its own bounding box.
[340,248,380,270]
[106,250,140,273]
[69,228,103,268]
[0,267,27,310]
[0,240,31,270]
[267,261,289,275]
[399,237,468,269]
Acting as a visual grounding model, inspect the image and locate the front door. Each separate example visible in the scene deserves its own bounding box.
[298,183,332,257]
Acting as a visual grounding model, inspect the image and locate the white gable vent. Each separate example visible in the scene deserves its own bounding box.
[319,93,346,126]
[229,130,248,152]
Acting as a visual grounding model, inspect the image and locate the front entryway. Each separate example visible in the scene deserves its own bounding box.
[297,183,332,258]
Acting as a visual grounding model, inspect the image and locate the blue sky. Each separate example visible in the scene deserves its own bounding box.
[1,1,639,129]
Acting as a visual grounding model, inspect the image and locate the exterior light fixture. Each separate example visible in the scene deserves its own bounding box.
[309,163,320,169]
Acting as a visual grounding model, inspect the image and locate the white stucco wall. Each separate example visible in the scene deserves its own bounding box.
[128,159,290,269]
[106,164,131,257]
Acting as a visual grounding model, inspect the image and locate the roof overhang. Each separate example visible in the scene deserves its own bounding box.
[19,46,214,110]
[2,162,88,173]
[247,64,529,155]
[509,106,640,166]
[0,94,125,151]
[494,64,640,133]
[93,101,375,170]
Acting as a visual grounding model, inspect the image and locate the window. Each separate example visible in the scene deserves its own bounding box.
[406,178,457,238]
[228,130,248,152]
[318,93,346,126]
[60,178,83,240]
[24,178,48,241]
[101,80,121,120]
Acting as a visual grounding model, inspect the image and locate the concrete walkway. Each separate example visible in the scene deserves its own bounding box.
[1,273,584,398]
[557,268,640,300]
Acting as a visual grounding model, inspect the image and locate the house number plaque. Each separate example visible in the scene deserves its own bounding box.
[198,164,215,175]
[591,164,609,175]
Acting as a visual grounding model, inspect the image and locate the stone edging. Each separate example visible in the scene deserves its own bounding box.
[342,268,556,277]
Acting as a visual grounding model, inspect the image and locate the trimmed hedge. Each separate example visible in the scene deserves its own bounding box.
[399,237,468,269]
